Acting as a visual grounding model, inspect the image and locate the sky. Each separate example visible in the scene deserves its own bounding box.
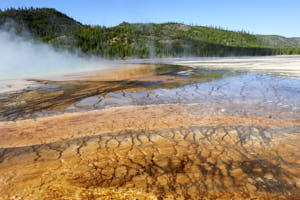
[0,0,299,37]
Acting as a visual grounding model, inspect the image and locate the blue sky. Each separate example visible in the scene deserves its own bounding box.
[0,0,299,37]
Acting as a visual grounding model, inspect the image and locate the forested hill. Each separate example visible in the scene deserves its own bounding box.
[1,8,300,58]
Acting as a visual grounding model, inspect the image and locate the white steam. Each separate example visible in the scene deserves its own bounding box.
[0,29,110,80]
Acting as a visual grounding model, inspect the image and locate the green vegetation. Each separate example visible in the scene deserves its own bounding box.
[75,22,300,58]
[1,8,300,58]
[0,7,82,48]
[257,35,300,48]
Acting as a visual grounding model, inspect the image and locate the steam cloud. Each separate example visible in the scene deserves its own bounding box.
[0,29,110,80]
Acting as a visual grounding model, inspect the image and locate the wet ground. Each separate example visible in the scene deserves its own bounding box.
[0,57,300,199]
[1,63,300,121]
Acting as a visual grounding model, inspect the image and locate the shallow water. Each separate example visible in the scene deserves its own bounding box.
[0,63,300,121]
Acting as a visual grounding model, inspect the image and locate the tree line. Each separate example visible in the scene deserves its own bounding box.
[1,8,300,58]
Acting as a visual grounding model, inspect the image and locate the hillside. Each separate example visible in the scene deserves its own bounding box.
[0,8,82,48]
[0,8,300,58]
[75,22,300,58]
[257,35,300,48]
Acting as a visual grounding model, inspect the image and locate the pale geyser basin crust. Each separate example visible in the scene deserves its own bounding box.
[0,103,300,199]
[173,55,300,77]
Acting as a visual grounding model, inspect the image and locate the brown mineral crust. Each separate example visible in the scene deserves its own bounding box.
[0,126,299,199]
[0,104,300,148]
[1,61,300,199]
[73,64,188,82]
